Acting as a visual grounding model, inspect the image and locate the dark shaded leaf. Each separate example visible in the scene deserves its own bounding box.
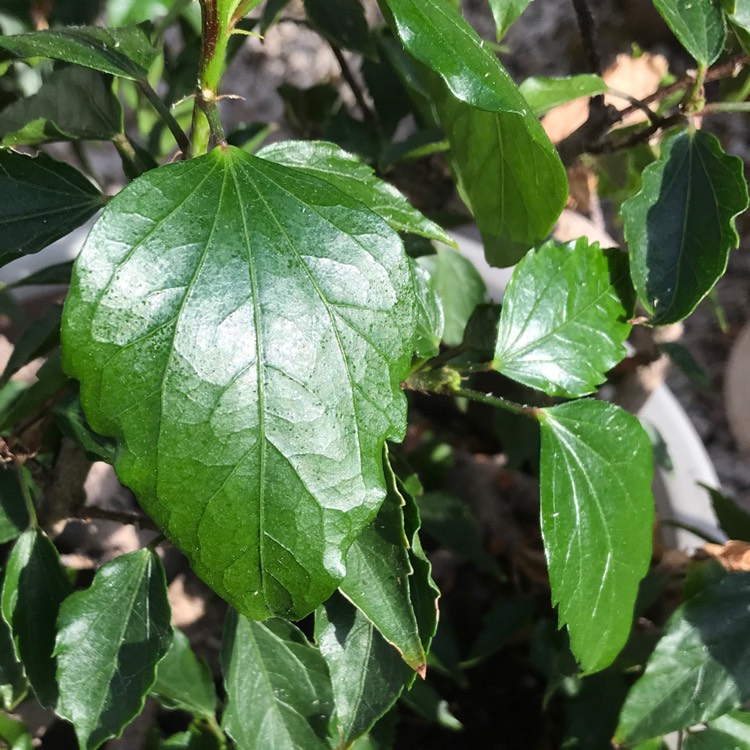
[53,394,117,464]
[0,151,103,267]
[221,611,333,750]
[623,129,748,325]
[2,528,73,708]
[464,598,534,667]
[703,485,750,542]
[401,679,462,731]
[304,0,375,57]
[539,400,654,673]
[55,549,172,750]
[0,568,27,711]
[683,711,750,749]
[0,304,61,386]
[0,465,30,544]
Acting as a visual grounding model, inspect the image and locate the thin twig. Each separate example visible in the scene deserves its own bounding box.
[329,44,376,124]
[74,505,158,531]
[138,80,191,155]
[571,0,602,75]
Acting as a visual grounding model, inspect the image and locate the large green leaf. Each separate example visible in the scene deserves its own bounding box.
[623,129,748,325]
[151,629,217,721]
[617,573,750,743]
[55,549,172,750]
[258,140,453,245]
[652,0,726,65]
[61,146,417,620]
[0,151,104,267]
[493,239,633,398]
[488,0,534,40]
[684,711,750,749]
[519,74,608,116]
[381,0,567,265]
[221,611,334,750]
[304,0,375,57]
[539,399,653,673]
[418,246,486,347]
[315,593,412,749]
[1,528,72,708]
[0,466,30,543]
[0,25,157,80]
[0,67,122,146]
[0,569,27,712]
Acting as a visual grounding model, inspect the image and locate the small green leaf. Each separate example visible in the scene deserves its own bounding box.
[258,140,454,245]
[539,399,654,673]
[652,0,726,65]
[2,528,73,708]
[221,611,334,750]
[0,67,122,146]
[660,341,712,391]
[493,239,633,398]
[684,711,750,749]
[151,629,217,721]
[729,0,750,52]
[401,679,462,731]
[55,549,172,750]
[158,722,225,750]
[617,573,750,742]
[487,0,533,39]
[418,246,486,347]
[339,456,426,673]
[0,304,61,386]
[0,713,32,750]
[315,593,412,748]
[623,129,748,325]
[0,569,27,712]
[0,466,30,544]
[411,260,444,359]
[53,395,117,464]
[107,0,170,25]
[62,147,417,620]
[304,0,375,57]
[0,151,103,267]
[381,0,568,265]
[0,25,158,80]
[519,74,608,116]
[703,485,750,541]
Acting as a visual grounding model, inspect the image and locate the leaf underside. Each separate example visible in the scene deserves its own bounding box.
[62,146,417,620]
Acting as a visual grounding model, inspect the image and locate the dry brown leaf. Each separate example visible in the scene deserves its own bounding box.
[703,540,750,571]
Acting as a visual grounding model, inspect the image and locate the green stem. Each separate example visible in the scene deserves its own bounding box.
[112,133,144,178]
[701,100,750,113]
[15,459,37,528]
[452,387,539,419]
[682,63,707,115]
[138,80,191,154]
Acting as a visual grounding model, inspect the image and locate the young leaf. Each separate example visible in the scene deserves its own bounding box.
[151,629,217,721]
[488,0,534,39]
[0,151,104,267]
[683,711,750,749]
[418,246,486,347]
[617,573,750,743]
[0,570,27,711]
[380,0,568,265]
[339,457,426,673]
[303,0,375,57]
[2,529,73,708]
[652,0,726,65]
[258,140,454,245]
[539,399,654,673]
[623,129,748,325]
[0,67,122,146]
[519,74,608,116]
[221,611,334,750]
[61,147,417,621]
[410,260,444,359]
[315,593,412,748]
[0,25,158,80]
[55,549,172,750]
[0,466,30,544]
[493,239,633,398]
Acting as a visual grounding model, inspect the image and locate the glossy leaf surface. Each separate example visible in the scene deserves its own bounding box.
[62,146,417,620]
[488,0,534,39]
[0,67,122,146]
[1,528,72,708]
[221,611,333,750]
[539,400,653,673]
[0,151,104,267]
[519,74,607,116]
[55,549,172,750]
[623,128,748,324]
[652,0,726,64]
[0,25,157,80]
[418,246,486,347]
[493,239,633,398]
[258,140,453,245]
[151,630,217,721]
[315,593,411,748]
[617,573,750,742]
